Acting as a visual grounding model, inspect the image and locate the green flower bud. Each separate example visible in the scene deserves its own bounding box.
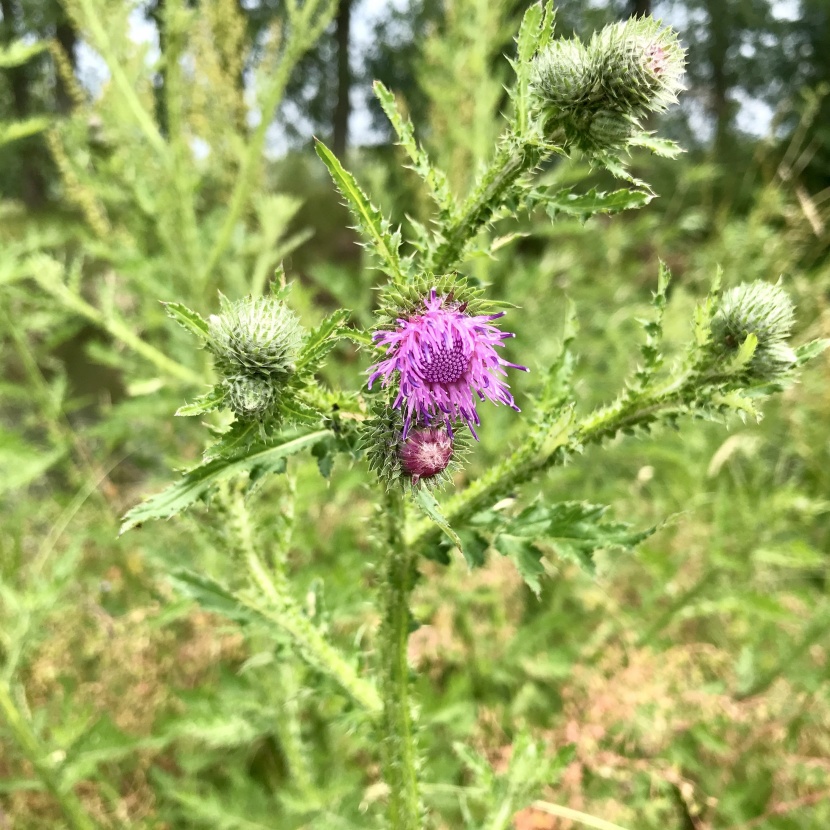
[208,295,304,381]
[585,108,637,152]
[531,17,685,153]
[708,281,797,379]
[225,374,277,419]
[530,39,594,116]
[588,18,686,116]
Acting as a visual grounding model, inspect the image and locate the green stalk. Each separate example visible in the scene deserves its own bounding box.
[407,372,704,551]
[378,490,424,829]
[430,136,543,274]
[245,551,382,715]
[0,683,96,830]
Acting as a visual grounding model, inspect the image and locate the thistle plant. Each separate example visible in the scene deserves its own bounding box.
[111,5,829,830]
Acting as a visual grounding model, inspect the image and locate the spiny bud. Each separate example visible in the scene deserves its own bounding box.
[399,428,454,486]
[588,18,685,116]
[207,295,305,420]
[530,39,594,116]
[531,17,685,154]
[363,404,466,491]
[208,295,304,381]
[708,281,797,379]
[225,374,277,419]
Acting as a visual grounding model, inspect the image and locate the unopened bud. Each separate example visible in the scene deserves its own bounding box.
[588,18,686,116]
[708,281,796,379]
[225,374,276,419]
[399,428,454,486]
[208,295,304,381]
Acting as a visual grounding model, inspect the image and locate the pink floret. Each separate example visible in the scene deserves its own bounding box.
[367,289,528,440]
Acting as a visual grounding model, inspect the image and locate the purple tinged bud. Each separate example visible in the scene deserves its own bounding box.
[398,428,454,485]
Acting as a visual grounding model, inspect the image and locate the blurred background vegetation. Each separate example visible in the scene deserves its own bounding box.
[1,0,829,828]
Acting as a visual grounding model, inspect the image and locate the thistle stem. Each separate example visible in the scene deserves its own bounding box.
[430,136,543,274]
[0,683,96,830]
[407,372,702,551]
[378,490,424,829]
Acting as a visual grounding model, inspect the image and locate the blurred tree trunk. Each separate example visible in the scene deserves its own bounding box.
[628,0,651,16]
[702,0,732,157]
[332,0,352,158]
[0,0,46,207]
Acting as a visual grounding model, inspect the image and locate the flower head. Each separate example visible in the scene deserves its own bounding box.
[367,289,527,440]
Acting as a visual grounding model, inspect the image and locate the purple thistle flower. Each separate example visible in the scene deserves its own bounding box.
[367,289,528,440]
[399,427,454,485]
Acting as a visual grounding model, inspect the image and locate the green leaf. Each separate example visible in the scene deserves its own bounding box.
[628,132,684,158]
[511,2,555,138]
[794,338,830,367]
[168,568,255,624]
[373,81,456,218]
[163,301,210,340]
[295,307,351,375]
[413,490,483,568]
[314,139,406,283]
[540,186,653,220]
[0,40,48,68]
[120,428,331,533]
[175,385,226,417]
[489,500,656,587]
[494,533,545,596]
[0,117,51,147]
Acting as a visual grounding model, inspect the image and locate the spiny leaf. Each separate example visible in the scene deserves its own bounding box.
[120,428,332,533]
[413,490,482,568]
[314,139,406,283]
[295,307,351,374]
[175,386,226,417]
[495,533,545,596]
[511,2,556,138]
[168,568,255,624]
[539,186,653,220]
[163,301,210,340]
[794,338,830,367]
[628,133,684,158]
[373,81,456,218]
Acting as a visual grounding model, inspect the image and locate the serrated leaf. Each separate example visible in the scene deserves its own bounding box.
[540,186,653,220]
[203,420,259,460]
[373,81,456,217]
[120,428,331,533]
[175,386,226,417]
[494,533,545,595]
[0,117,51,146]
[0,40,48,68]
[314,139,405,283]
[168,568,255,624]
[295,307,351,374]
[794,338,830,366]
[413,490,484,567]
[163,301,209,340]
[628,133,684,158]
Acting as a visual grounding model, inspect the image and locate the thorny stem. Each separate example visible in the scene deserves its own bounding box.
[378,489,424,829]
[245,549,383,716]
[407,371,713,551]
[0,683,96,830]
[430,136,544,274]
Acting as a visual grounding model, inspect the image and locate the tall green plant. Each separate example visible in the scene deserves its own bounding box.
[107,5,828,829]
